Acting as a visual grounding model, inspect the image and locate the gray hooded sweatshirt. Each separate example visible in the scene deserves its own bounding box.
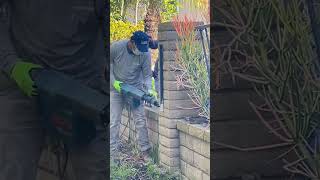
[110,39,152,92]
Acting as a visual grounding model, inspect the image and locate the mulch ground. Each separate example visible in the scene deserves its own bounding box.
[112,140,179,180]
[117,141,151,180]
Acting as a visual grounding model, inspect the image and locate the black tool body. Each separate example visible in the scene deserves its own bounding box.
[33,69,109,147]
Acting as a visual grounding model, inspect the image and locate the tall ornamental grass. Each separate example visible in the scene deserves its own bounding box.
[172,15,210,120]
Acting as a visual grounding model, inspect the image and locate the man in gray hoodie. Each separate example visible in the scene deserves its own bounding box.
[0,1,107,179]
[110,31,156,162]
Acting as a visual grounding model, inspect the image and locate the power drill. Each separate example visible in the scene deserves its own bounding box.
[120,83,160,108]
[33,69,109,147]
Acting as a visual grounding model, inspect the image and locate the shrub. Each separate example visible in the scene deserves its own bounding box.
[172,15,210,120]
[110,18,144,42]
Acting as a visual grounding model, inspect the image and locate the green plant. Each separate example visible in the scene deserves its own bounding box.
[110,160,138,179]
[160,0,179,22]
[172,15,210,120]
[150,143,159,164]
[146,162,181,180]
[110,18,144,42]
[215,0,320,178]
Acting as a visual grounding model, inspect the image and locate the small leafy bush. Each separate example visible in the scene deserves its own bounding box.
[110,18,144,42]
[110,161,137,179]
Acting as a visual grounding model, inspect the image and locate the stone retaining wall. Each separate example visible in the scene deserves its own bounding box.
[178,121,210,180]
[120,108,159,147]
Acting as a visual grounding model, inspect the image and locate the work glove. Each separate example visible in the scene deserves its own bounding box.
[10,61,42,97]
[148,89,158,99]
[151,77,156,91]
[113,80,122,93]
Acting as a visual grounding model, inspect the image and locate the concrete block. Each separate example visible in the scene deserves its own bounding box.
[163,90,191,100]
[158,31,202,42]
[159,125,178,138]
[159,134,179,148]
[188,124,205,140]
[163,80,179,91]
[200,141,210,158]
[160,162,181,173]
[163,70,179,81]
[147,118,158,132]
[160,41,179,51]
[179,132,187,147]
[163,50,177,61]
[158,22,176,31]
[158,31,179,41]
[160,108,199,119]
[164,99,196,110]
[203,129,210,143]
[180,146,193,164]
[177,121,189,134]
[159,116,178,129]
[184,133,194,150]
[159,143,180,157]
[159,152,180,167]
[186,163,202,180]
[163,61,177,71]
[180,159,188,176]
[181,174,189,180]
[192,137,202,152]
[202,173,210,180]
[158,22,204,32]
[193,152,210,174]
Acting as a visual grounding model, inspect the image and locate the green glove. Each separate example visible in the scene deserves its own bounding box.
[113,80,122,93]
[10,61,42,97]
[148,89,158,99]
[151,77,155,91]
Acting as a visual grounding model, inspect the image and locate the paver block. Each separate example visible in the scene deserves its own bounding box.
[193,152,210,174]
[159,152,180,167]
[164,99,196,110]
[159,116,178,129]
[163,90,191,100]
[159,143,180,157]
[159,125,178,138]
[159,134,179,148]
[188,124,205,140]
[186,163,203,180]
[180,146,194,164]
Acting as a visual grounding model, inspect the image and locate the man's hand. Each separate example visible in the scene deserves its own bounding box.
[113,80,122,93]
[148,89,158,99]
[10,61,42,97]
[151,77,156,91]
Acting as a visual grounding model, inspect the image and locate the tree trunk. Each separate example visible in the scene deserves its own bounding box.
[120,0,125,19]
[144,0,161,64]
[135,0,140,25]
